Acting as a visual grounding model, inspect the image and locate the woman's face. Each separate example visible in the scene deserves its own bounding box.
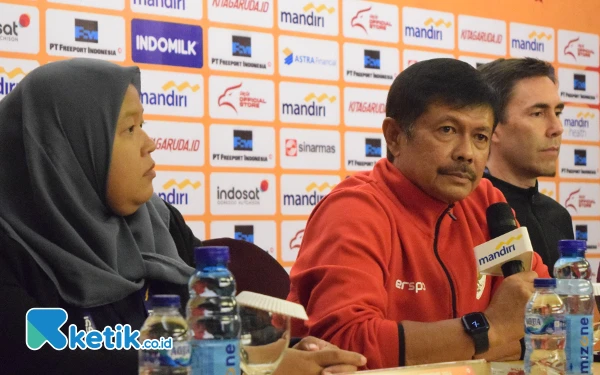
[106,84,156,216]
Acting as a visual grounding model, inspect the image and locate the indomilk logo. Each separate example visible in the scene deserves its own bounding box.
[365,138,382,157]
[280,3,332,28]
[233,130,253,151]
[511,31,551,52]
[575,149,587,166]
[364,50,380,69]
[282,92,334,118]
[159,179,201,205]
[234,225,254,243]
[478,235,521,266]
[232,35,251,57]
[283,182,335,207]
[0,13,30,42]
[74,19,98,43]
[405,17,451,41]
[141,80,198,108]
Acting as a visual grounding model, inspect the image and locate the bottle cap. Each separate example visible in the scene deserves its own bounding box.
[194,246,230,267]
[152,294,181,308]
[558,240,587,257]
[533,278,556,288]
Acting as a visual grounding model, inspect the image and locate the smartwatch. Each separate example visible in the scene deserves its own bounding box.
[461,312,490,355]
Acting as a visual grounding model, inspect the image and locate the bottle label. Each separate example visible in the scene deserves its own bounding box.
[525,314,565,335]
[190,339,240,375]
[140,341,192,367]
[565,315,593,375]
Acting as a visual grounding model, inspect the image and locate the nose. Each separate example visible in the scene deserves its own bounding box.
[141,128,156,154]
[547,113,564,138]
[453,134,474,163]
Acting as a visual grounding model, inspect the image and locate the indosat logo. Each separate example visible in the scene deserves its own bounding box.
[404,16,451,41]
[281,92,336,118]
[511,31,551,53]
[141,80,199,109]
[158,179,201,205]
[280,3,334,28]
[26,308,173,351]
[0,13,30,42]
[283,182,336,207]
[282,47,336,67]
[216,180,269,206]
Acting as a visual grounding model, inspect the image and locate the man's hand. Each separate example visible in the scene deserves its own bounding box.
[485,271,537,347]
[271,336,366,375]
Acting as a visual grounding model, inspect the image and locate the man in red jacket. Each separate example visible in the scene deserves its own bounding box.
[287,58,550,370]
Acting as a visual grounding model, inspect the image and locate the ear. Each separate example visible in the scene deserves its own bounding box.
[383,117,402,158]
[491,122,504,146]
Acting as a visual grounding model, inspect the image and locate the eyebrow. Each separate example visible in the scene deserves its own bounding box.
[529,102,565,110]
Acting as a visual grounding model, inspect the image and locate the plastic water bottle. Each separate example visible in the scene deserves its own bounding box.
[139,295,192,375]
[524,278,566,375]
[187,246,241,375]
[554,240,594,375]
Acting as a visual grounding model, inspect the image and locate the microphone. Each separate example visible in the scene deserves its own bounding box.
[487,203,525,277]
[473,202,534,277]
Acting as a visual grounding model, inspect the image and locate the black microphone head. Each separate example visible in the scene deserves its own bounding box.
[486,202,518,238]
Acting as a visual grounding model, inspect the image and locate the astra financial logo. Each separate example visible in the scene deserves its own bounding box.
[364,50,380,69]
[234,225,254,243]
[365,138,382,157]
[232,35,251,57]
[74,19,98,43]
[141,80,199,109]
[575,149,587,166]
[282,47,336,67]
[574,74,586,91]
[131,19,203,68]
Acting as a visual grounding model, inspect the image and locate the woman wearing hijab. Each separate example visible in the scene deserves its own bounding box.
[0,59,365,374]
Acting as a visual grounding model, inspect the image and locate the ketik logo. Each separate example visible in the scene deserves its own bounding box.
[131,19,203,68]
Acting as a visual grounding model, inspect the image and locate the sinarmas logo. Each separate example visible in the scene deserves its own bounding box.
[26,308,173,350]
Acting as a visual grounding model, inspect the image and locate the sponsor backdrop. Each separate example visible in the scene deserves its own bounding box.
[1,0,599,274]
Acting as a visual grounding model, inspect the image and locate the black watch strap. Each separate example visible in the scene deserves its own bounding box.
[461,312,490,355]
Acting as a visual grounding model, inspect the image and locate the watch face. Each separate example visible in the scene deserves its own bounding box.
[465,314,489,332]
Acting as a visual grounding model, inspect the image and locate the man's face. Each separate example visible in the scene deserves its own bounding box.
[392,103,494,204]
[492,76,564,179]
